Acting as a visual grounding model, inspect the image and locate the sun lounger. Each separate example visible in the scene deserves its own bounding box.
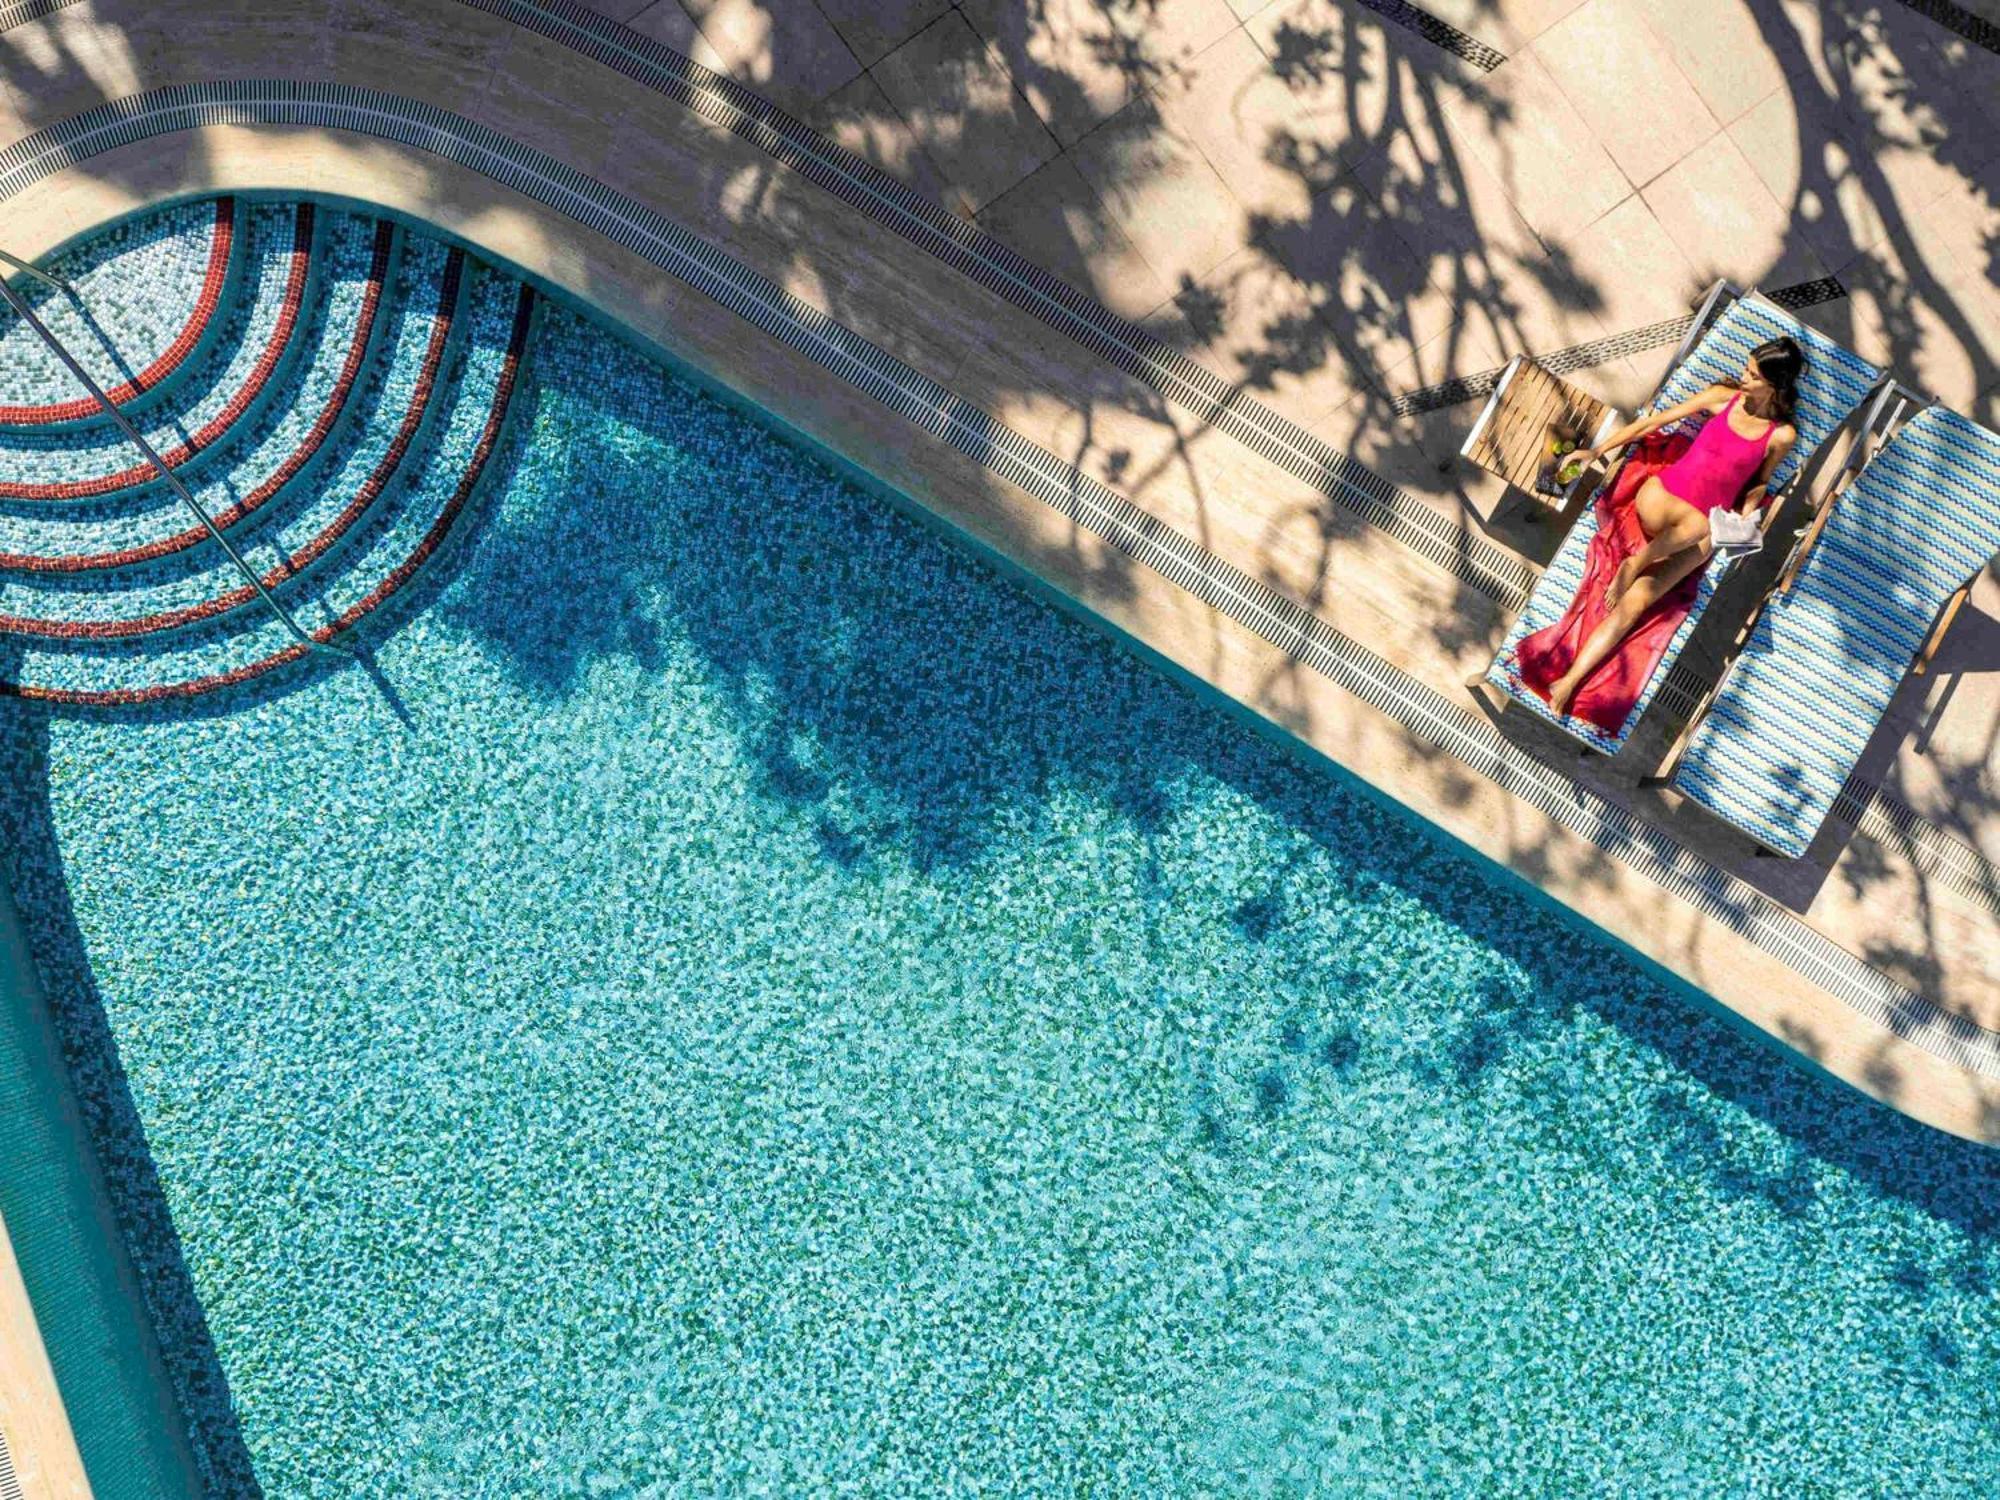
[1482,284,1886,755]
[1661,403,2000,856]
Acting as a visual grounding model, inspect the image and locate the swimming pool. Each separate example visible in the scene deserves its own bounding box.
[2,208,1999,1495]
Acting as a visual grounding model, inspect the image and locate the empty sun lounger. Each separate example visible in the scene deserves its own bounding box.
[1662,404,2000,857]
[1482,284,1886,755]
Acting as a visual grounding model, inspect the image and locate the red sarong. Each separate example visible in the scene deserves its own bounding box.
[1516,431,1703,733]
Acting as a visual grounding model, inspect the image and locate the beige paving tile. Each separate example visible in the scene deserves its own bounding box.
[322,0,512,112]
[1492,0,1592,42]
[870,12,1061,211]
[1436,48,1629,243]
[678,0,861,112]
[1143,245,1371,425]
[1241,0,1477,178]
[1730,78,1988,281]
[1923,29,2000,139]
[1533,0,1721,188]
[625,0,708,54]
[1628,0,1787,125]
[1640,128,1826,290]
[1257,173,1480,392]
[1067,96,1244,290]
[811,0,950,69]
[1350,116,1615,363]
[1832,244,2000,417]
[574,0,655,19]
[806,71,954,208]
[1549,191,1706,333]
[0,12,155,130]
[974,154,1173,320]
[1894,165,2000,291]
[1342,97,1544,271]
[1379,303,1512,404]
[482,26,631,172]
[1805,2,1997,152]
[1317,391,1516,528]
[1727,84,1888,273]
[1154,25,1346,225]
[960,0,1238,147]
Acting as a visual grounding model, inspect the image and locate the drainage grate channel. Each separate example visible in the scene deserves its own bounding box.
[0,0,71,30]
[1352,0,1508,70]
[4,85,1998,1072]
[1834,784,2000,916]
[1390,277,1850,417]
[441,0,1539,610]
[0,1426,21,1500]
[1894,0,2000,51]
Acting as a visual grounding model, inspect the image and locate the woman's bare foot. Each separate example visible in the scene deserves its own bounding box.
[1548,673,1580,717]
[1605,559,1638,610]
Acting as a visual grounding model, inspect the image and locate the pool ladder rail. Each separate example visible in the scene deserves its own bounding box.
[0,243,349,661]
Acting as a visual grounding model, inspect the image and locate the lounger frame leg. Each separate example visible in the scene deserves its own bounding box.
[1914,586,1969,677]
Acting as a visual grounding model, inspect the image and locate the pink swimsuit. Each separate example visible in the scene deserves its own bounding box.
[1656,393,1776,515]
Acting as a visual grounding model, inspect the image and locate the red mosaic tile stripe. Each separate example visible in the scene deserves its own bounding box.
[3,284,533,706]
[0,198,237,427]
[0,202,314,500]
[0,247,463,639]
[0,219,400,575]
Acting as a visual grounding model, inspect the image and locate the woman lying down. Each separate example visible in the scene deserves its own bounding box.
[1517,336,1804,728]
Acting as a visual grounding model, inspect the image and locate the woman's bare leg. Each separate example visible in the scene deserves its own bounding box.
[1547,537,1712,717]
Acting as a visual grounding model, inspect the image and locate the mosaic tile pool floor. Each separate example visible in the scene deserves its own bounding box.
[4,290,2000,1493]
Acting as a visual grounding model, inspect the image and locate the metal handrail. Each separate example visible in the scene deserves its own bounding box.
[0,245,69,293]
[0,248,346,659]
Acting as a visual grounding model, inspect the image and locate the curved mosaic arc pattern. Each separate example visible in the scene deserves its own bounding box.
[0,276,532,704]
[0,202,313,499]
[0,245,464,640]
[0,85,1988,1075]
[2,282,533,704]
[0,218,399,573]
[0,242,458,637]
[0,195,235,428]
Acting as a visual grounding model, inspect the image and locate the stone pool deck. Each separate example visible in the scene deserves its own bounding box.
[0,0,1991,1354]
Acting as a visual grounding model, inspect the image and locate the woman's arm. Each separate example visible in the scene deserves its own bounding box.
[1572,384,1732,469]
[1738,425,1798,515]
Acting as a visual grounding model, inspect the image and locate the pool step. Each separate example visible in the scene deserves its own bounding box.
[0,272,534,704]
[0,202,320,501]
[0,221,427,577]
[0,240,467,641]
[0,196,240,431]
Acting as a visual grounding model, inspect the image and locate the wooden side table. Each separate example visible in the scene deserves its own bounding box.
[1460,357,1622,513]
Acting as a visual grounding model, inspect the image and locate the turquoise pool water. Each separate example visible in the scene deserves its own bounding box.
[4,298,1998,1495]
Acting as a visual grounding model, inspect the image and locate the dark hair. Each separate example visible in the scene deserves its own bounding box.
[1744,335,1805,423]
